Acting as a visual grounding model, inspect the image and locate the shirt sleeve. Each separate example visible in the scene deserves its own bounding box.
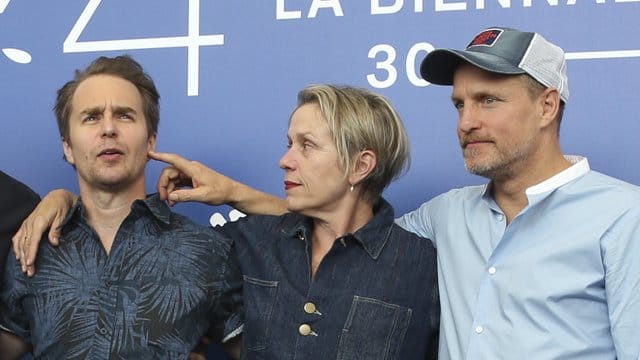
[395,199,437,246]
[601,204,640,359]
[0,254,32,342]
[0,173,40,276]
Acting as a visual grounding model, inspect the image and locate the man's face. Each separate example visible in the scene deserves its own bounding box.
[451,64,542,181]
[63,74,156,192]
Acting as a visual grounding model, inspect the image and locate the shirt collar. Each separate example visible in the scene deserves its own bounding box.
[59,193,171,231]
[482,155,590,203]
[350,198,395,259]
[525,155,589,195]
[283,198,396,260]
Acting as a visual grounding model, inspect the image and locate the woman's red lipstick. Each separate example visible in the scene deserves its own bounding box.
[284,181,299,190]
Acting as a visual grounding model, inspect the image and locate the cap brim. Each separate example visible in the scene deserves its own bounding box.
[420,49,526,85]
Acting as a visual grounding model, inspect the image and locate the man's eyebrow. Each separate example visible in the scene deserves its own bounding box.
[111,106,137,115]
[80,106,105,115]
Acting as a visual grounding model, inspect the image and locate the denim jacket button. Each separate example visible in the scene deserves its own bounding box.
[303,302,317,314]
[299,324,312,336]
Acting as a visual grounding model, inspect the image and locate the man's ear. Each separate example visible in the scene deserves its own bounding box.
[62,138,75,165]
[539,88,561,129]
[147,132,157,153]
[349,149,377,186]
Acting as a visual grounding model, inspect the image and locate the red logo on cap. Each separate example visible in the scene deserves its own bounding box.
[467,29,503,48]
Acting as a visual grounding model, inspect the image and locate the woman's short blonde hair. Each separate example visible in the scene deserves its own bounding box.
[296,84,410,200]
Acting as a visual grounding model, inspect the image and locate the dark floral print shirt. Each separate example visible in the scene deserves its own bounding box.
[0,194,242,359]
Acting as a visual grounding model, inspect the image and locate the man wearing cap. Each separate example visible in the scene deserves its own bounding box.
[15,27,640,359]
[395,27,640,359]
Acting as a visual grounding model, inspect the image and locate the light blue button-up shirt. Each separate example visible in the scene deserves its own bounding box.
[397,156,640,359]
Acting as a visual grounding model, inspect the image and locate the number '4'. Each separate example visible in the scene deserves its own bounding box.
[63,0,224,96]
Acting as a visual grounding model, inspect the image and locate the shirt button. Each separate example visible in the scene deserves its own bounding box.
[99,327,108,335]
[303,302,317,314]
[488,266,497,275]
[299,324,312,336]
[475,325,484,334]
[496,214,504,221]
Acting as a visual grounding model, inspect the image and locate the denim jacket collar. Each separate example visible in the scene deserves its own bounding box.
[281,198,396,260]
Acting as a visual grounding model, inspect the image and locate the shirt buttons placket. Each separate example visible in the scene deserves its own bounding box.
[475,325,484,334]
[305,302,315,313]
[304,302,321,314]
[299,324,312,336]
[298,323,318,336]
[299,302,320,337]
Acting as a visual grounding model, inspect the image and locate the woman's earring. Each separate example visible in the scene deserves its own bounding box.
[349,184,354,192]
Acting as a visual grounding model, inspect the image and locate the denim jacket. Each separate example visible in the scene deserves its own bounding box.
[218,198,439,360]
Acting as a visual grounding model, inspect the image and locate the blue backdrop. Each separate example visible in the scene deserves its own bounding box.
[2,1,639,225]
[2,0,639,358]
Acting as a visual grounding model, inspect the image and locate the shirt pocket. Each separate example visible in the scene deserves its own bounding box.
[336,295,412,360]
[242,275,279,352]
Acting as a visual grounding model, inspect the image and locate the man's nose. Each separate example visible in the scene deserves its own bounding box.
[458,106,481,133]
[101,117,117,138]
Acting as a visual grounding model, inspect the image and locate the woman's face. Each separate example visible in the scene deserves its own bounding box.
[279,103,351,217]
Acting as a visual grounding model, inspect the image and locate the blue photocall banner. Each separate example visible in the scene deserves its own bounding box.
[1,0,638,225]
[2,1,639,358]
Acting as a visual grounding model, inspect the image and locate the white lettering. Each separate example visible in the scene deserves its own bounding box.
[309,0,344,18]
[371,0,404,14]
[370,0,426,14]
[435,0,467,11]
[566,49,640,60]
[477,0,512,8]
[367,44,398,88]
[2,48,32,64]
[406,42,433,87]
[276,0,302,20]
[63,0,223,96]
[209,209,246,227]
[0,0,11,13]
[522,0,558,7]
